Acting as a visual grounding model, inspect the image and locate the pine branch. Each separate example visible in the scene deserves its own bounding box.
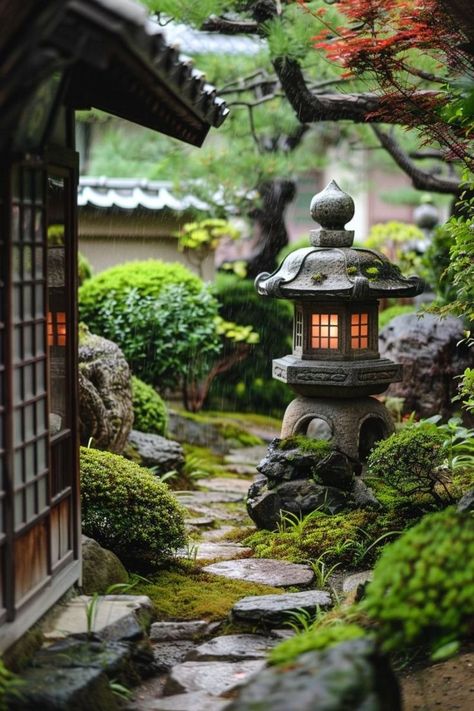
[372,127,462,195]
[273,56,442,125]
[201,16,260,34]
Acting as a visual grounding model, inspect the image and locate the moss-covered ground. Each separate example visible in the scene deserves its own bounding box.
[134,565,284,622]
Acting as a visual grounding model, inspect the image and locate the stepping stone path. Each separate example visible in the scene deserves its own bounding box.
[130,444,333,711]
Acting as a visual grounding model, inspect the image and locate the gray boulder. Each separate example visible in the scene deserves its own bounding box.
[127,429,185,475]
[79,328,133,453]
[379,313,474,420]
[81,536,128,594]
[227,638,401,711]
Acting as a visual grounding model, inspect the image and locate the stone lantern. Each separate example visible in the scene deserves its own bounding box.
[255,180,424,466]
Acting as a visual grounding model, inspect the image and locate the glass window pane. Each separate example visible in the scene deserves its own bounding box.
[26,484,36,521]
[35,323,45,354]
[352,337,359,348]
[34,247,44,277]
[14,449,23,486]
[15,492,24,526]
[23,324,34,359]
[330,338,338,348]
[36,401,46,433]
[320,338,328,348]
[23,285,34,320]
[361,338,368,348]
[14,409,23,445]
[37,437,47,471]
[321,315,329,325]
[35,361,46,394]
[35,284,44,317]
[312,314,320,325]
[25,404,35,439]
[24,364,34,399]
[14,369,22,403]
[25,444,35,480]
[38,476,47,511]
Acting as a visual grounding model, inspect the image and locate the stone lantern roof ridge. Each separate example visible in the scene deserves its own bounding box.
[255,244,424,301]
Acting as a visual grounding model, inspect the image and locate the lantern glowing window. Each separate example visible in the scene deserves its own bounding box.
[351,313,368,349]
[48,311,67,347]
[311,313,339,349]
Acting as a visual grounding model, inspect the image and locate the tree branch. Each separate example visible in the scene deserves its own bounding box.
[201,16,260,34]
[273,56,443,124]
[372,126,461,195]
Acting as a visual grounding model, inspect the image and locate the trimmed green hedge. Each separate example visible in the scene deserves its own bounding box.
[132,376,168,436]
[80,447,186,569]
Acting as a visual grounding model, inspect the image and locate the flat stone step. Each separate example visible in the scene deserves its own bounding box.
[222,464,257,476]
[200,526,237,541]
[177,542,252,562]
[164,660,266,697]
[196,478,251,495]
[225,446,268,466]
[150,621,219,642]
[176,491,243,505]
[202,558,314,587]
[189,634,279,662]
[134,690,231,711]
[43,594,153,642]
[184,517,214,527]
[232,590,332,625]
[342,570,373,595]
[184,505,238,522]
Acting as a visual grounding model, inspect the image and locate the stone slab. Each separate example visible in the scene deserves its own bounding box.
[164,660,266,697]
[225,446,269,466]
[189,634,278,662]
[232,590,332,625]
[150,621,219,642]
[176,491,243,505]
[223,464,257,476]
[43,595,153,642]
[203,558,314,587]
[184,517,214,527]
[200,526,237,541]
[177,543,252,562]
[136,691,231,711]
[153,641,196,672]
[342,570,373,594]
[184,506,237,522]
[196,478,252,495]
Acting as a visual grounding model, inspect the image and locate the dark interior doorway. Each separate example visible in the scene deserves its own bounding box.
[359,417,387,462]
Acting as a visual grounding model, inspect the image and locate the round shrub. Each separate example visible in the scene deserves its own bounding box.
[363,507,474,653]
[367,425,445,501]
[78,260,221,390]
[132,375,168,436]
[80,447,187,569]
[208,272,292,416]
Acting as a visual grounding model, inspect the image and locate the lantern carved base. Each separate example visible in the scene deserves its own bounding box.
[280,395,395,463]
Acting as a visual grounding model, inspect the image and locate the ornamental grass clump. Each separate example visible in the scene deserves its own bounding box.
[132,376,168,437]
[367,425,447,503]
[363,506,474,657]
[80,447,187,570]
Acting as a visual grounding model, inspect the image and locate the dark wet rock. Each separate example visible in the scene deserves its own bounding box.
[458,489,474,513]
[246,480,280,530]
[203,558,314,588]
[189,634,279,662]
[227,637,401,711]
[127,430,185,475]
[276,479,348,515]
[33,636,132,677]
[6,666,119,711]
[78,329,133,453]
[81,536,128,594]
[164,660,266,696]
[150,621,218,643]
[153,641,196,672]
[232,590,332,626]
[379,313,474,420]
[349,478,381,509]
[167,411,245,454]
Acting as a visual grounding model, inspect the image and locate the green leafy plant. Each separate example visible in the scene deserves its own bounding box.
[285,607,320,634]
[307,553,340,588]
[109,680,132,701]
[365,220,425,277]
[177,218,240,251]
[0,660,23,711]
[79,260,221,391]
[379,305,416,330]
[270,621,367,666]
[366,425,448,504]
[363,506,474,657]
[80,447,187,570]
[131,375,168,436]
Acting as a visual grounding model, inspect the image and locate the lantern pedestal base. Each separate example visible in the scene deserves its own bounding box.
[273,355,402,398]
[280,395,395,463]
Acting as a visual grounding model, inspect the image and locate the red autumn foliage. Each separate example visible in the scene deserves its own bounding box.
[298,0,473,167]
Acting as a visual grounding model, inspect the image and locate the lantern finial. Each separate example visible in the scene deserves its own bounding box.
[309,180,355,247]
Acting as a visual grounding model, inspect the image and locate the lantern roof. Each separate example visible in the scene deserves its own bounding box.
[255,180,424,301]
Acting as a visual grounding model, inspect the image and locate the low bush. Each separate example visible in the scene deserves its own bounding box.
[80,447,187,569]
[270,622,367,665]
[78,260,221,390]
[208,273,293,416]
[366,425,446,503]
[132,376,168,436]
[363,506,474,656]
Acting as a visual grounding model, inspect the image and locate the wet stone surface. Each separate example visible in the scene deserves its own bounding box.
[153,642,196,673]
[196,478,253,495]
[232,590,332,625]
[188,634,279,662]
[149,621,219,643]
[203,558,314,587]
[164,660,266,696]
[177,542,252,562]
[134,690,231,711]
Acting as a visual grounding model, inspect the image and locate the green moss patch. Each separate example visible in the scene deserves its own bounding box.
[278,436,331,458]
[270,622,367,665]
[135,568,284,622]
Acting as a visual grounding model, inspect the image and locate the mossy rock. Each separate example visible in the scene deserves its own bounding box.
[81,536,129,594]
